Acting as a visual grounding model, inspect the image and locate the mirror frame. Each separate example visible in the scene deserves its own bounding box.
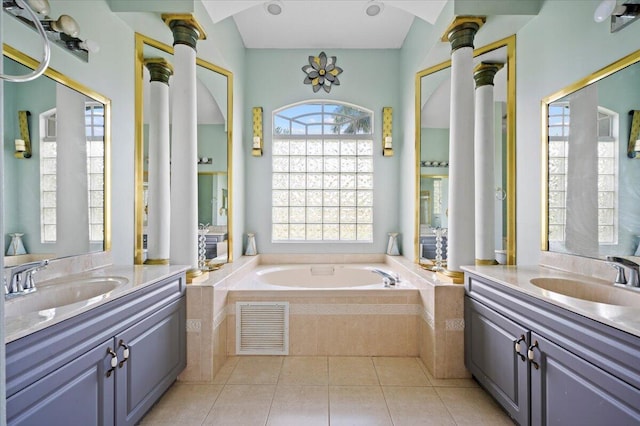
[540,48,640,253]
[414,35,516,265]
[3,43,112,258]
[134,33,234,265]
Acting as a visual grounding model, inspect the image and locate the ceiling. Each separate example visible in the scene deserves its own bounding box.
[201,0,448,49]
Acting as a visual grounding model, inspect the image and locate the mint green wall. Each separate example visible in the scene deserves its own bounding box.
[3,58,56,254]
[244,48,401,254]
[197,124,227,172]
[516,0,640,264]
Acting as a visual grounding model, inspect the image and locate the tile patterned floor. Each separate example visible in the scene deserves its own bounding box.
[139,356,514,426]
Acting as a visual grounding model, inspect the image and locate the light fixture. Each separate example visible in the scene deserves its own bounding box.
[264,0,283,16]
[364,0,384,17]
[44,14,80,37]
[3,1,92,62]
[594,0,640,32]
[252,107,263,157]
[382,107,393,157]
[628,110,640,158]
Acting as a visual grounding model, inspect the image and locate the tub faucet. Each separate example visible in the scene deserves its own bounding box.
[371,269,399,287]
[606,256,639,288]
[5,259,49,297]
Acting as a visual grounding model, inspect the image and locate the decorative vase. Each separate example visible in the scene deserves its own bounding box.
[7,233,27,256]
[386,232,400,256]
[245,233,257,256]
[198,224,209,269]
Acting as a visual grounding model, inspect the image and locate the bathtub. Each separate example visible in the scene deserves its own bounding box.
[236,263,414,290]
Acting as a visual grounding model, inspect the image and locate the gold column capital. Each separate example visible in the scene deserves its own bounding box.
[144,58,174,85]
[441,16,485,51]
[162,13,207,49]
[473,62,504,88]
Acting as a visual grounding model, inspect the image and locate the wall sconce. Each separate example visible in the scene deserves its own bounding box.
[197,157,212,165]
[15,110,32,159]
[3,0,95,61]
[252,107,263,157]
[382,106,393,157]
[594,0,640,32]
[628,110,640,158]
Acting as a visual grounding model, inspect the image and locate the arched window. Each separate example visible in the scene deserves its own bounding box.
[271,101,374,242]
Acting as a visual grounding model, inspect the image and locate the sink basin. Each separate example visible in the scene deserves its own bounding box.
[529,277,640,307]
[5,276,128,318]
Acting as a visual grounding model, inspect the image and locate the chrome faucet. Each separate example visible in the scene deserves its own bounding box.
[606,256,639,289]
[5,259,49,297]
[371,269,400,287]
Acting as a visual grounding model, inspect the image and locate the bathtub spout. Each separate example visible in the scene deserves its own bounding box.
[371,269,399,287]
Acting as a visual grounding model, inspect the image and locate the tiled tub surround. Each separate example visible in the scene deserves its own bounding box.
[180,254,470,383]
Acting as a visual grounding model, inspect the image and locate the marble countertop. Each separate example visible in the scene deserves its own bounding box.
[5,264,189,343]
[462,265,640,338]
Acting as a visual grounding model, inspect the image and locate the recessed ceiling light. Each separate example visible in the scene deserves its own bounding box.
[264,0,283,16]
[364,0,384,17]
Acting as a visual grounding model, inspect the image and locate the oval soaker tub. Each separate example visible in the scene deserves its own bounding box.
[254,264,400,289]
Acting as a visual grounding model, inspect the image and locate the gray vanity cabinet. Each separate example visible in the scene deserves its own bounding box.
[529,332,640,425]
[6,273,186,426]
[465,272,640,426]
[465,298,529,425]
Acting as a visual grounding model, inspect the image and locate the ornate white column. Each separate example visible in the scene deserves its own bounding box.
[441,17,484,283]
[144,59,173,264]
[473,62,503,265]
[163,14,207,281]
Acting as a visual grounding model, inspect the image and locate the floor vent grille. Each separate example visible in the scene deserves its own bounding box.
[236,302,289,355]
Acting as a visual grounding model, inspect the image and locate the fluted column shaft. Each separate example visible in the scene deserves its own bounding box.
[474,63,502,264]
[442,18,483,282]
[164,16,205,278]
[145,59,173,264]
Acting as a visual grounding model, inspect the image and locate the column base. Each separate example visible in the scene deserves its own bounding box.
[476,259,499,265]
[145,258,170,265]
[437,269,465,284]
[187,268,209,284]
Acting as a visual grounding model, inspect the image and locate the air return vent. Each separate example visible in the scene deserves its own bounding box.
[236,302,289,355]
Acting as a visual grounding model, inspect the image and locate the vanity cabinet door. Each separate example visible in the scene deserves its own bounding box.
[529,332,640,425]
[114,297,186,426]
[465,296,529,425]
[6,339,115,426]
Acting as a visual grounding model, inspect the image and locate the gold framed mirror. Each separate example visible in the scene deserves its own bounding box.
[3,44,111,267]
[541,48,640,259]
[134,33,233,265]
[415,35,516,267]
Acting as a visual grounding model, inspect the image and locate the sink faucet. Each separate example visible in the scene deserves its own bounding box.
[5,259,49,297]
[606,256,639,288]
[371,269,400,287]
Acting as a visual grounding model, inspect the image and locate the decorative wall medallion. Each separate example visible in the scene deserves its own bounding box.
[302,51,343,93]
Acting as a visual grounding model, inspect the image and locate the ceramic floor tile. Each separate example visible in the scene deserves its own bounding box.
[328,356,379,385]
[329,385,393,426]
[266,385,329,426]
[417,358,479,388]
[382,386,456,426]
[436,387,515,425]
[372,357,431,386]
[138,383,222,425]
[202,384,276,426]
[279,356,328,385]
[227,355,283,384]
[212,356,239,384]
